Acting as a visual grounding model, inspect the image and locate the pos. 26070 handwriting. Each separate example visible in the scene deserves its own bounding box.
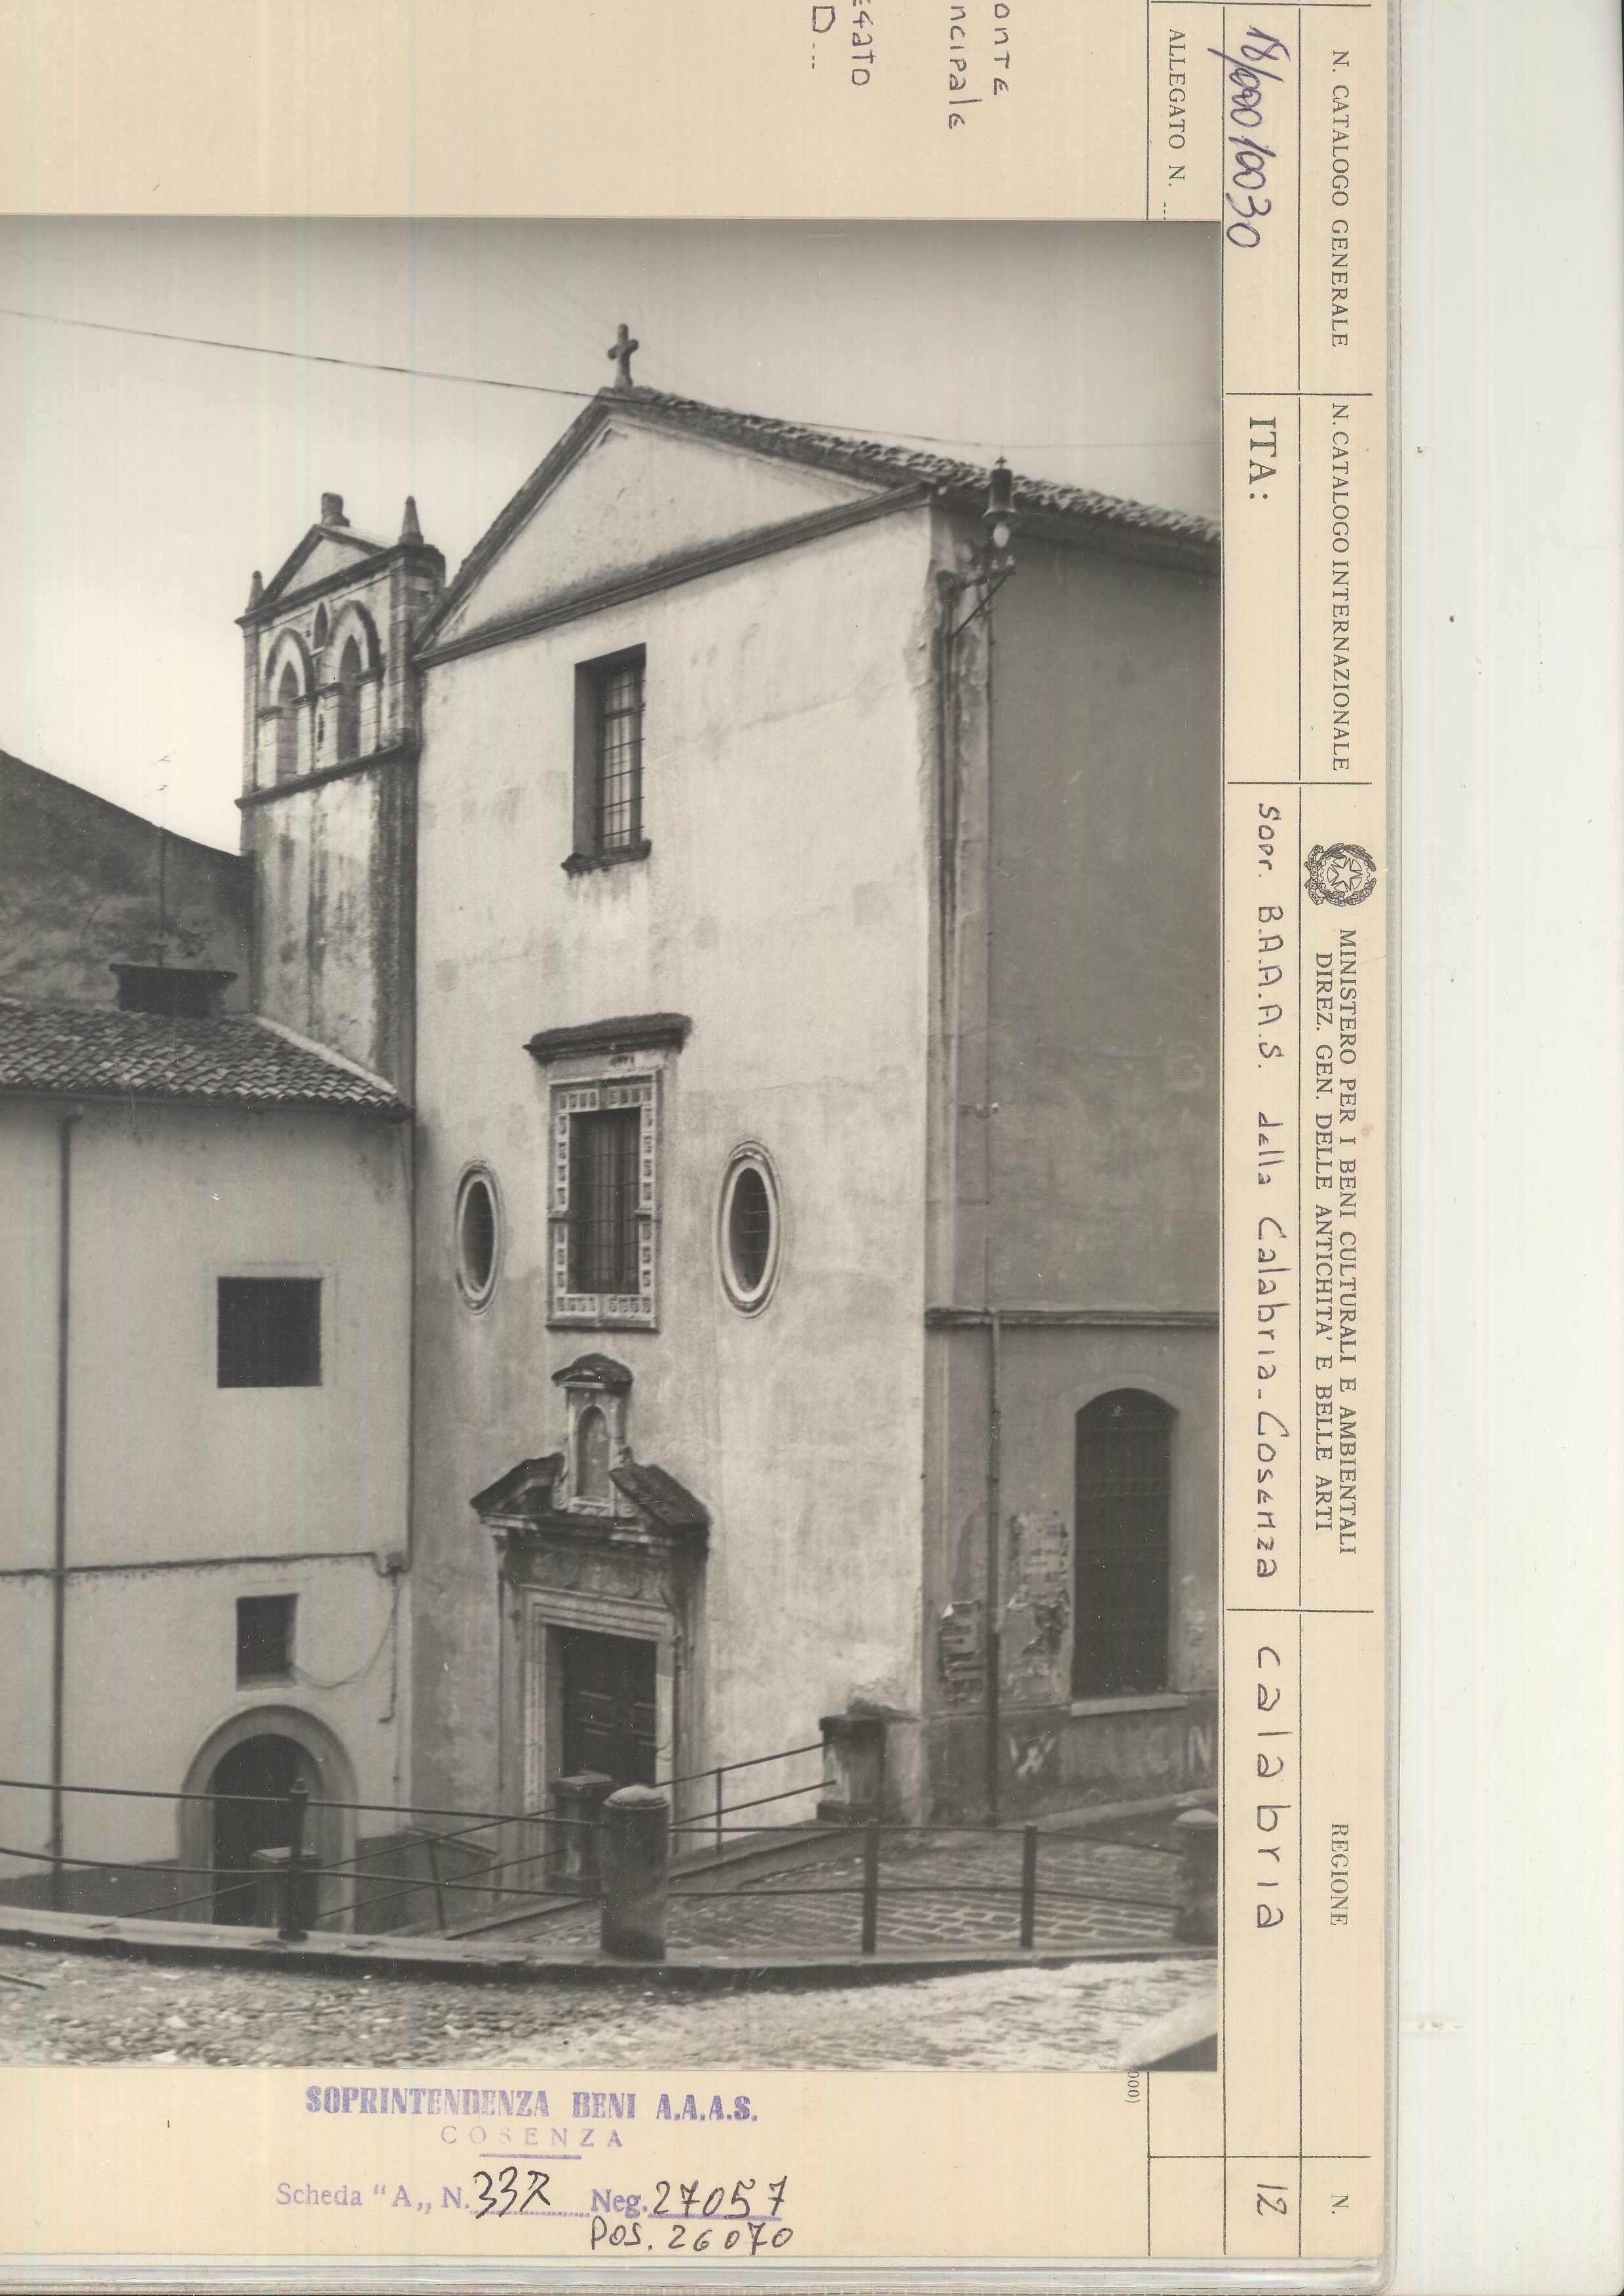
[1209,26,1292,248]
[591,2176,794,2253]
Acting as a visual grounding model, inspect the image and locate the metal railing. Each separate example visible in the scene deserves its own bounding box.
[660,1740,825,1860]
[0,1763,1203,1960]
[665,1816,1187,1956]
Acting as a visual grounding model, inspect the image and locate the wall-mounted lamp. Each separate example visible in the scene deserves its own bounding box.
[940,455,1020,634]
[983,456,1018,558]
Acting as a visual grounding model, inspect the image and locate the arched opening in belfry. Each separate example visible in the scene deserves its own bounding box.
[335,634,364,760]
[274,661,303,783]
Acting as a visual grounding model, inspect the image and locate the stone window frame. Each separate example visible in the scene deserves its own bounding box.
[716,1140,784,1315]
[547,1072,659,1329]
[453,1163,503,1311]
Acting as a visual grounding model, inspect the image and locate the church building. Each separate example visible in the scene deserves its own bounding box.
[365,346,1220,1826]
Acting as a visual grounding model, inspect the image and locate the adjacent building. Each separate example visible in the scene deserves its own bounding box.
[0,762,411,1918]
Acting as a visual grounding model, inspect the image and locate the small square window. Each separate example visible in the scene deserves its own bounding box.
[236,1594,295,1685]
[217,1277,322,1387]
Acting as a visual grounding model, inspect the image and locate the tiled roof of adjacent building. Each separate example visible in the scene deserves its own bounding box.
[0,999,405,1114]
[615,385,1221,549]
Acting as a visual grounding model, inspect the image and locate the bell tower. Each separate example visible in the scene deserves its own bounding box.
[237,494,443,1092]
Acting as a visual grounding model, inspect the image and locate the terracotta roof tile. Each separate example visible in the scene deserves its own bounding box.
[616,386,1221,549]
[0,999,405,1114]
[610,1459,710,1533]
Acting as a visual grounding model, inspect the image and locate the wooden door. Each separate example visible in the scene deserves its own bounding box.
[558,1629,657,1786]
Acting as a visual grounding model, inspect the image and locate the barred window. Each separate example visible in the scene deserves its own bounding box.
[718,1144,783,1313]
[570,649,648,869]
[595,659,644,853]
[568,1107,641,1295]
[454,1167,501,1307]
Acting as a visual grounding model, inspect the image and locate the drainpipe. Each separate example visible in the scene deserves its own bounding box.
[940,511,1009,1831]
[982,589,1001,1829]
[49,1112,79,1908]
[985,1309,1003,1829]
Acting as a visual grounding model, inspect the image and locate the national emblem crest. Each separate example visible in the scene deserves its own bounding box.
[1304,841,1377,906]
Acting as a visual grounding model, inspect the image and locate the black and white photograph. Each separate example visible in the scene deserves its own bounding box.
[0,217,1221,2073]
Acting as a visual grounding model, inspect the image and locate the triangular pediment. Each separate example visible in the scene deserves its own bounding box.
[427,402,884,650]
[261,524,384,608]
[470,1453,565,1523]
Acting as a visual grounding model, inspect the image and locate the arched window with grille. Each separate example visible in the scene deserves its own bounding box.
[334,634,364,760]
[1072,1388,1174,1698]
[274,661,302,783]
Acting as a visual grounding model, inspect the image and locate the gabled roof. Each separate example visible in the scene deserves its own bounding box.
[610,1460,709,1534]
[469,1449,708,1540]
[419,383,1219,647]
[470,1455,566,1522]
[0,1000,406,1114]
[254,518,388,614]
[551,1353,635,1394]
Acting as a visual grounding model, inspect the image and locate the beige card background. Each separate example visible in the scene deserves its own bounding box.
[0,1,1390,2279]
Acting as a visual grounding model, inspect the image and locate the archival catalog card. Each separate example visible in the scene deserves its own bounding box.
[0,2,1390,2287]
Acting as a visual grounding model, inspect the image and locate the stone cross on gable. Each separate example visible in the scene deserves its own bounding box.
[607,323,639,390]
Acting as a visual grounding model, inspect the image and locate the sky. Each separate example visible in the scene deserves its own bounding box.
[0,221,1218,850]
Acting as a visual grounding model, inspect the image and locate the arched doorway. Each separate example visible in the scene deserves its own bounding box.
[207,1734,320,1925]
[179,1706,356,1929]
[1073,1389,1175,1698]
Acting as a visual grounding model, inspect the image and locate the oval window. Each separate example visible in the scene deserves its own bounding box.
[718,1147,781,1313]
[455,1168,500,1307]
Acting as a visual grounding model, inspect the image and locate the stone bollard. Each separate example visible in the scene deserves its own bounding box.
[600,1786,669,1961]
[817,1711,886,1823]
[251,1843,318,1937]
[550,1772,616,1893]
[1173,1806,1219,1944]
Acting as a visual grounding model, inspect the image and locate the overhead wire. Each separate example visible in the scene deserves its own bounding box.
[0,302,1207,458]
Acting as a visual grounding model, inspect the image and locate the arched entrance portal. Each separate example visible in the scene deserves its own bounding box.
[180,1706,356,1929]
[207,1735,319,1924]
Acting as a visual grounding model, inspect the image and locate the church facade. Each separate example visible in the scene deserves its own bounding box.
[366,374,1221,1825]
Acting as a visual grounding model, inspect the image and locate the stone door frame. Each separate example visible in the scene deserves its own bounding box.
[508,1583,680,1817]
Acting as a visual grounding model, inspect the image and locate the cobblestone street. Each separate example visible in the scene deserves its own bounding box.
[0,1939,1212,2071]
[473,1815,1189,1960]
